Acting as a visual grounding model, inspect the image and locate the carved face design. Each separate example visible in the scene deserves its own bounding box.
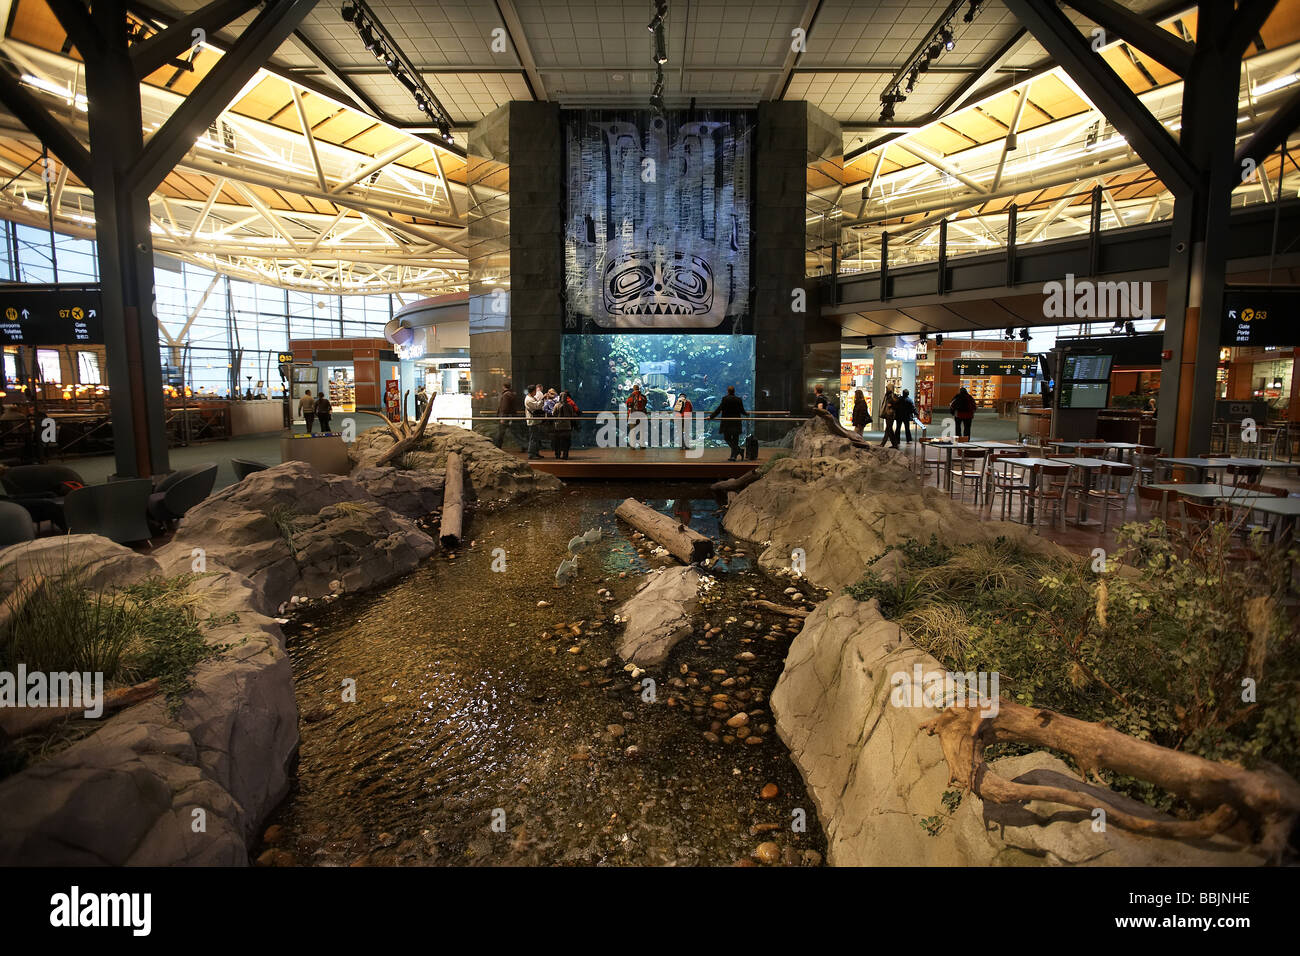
[603,250,715,324]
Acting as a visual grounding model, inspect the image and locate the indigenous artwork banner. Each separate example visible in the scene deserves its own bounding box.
[563,109,753,333]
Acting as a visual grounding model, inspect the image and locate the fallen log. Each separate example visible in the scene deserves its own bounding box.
[923,699,1300,857]
[615,498,714,564]
[439,451,465,549]
[812,407,870,447]
[711,468,762,505]
[743,599,809,618]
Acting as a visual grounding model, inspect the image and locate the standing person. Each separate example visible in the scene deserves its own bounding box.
[494,381,518,448]
[525,384,545,459]
[314,391,332,433]
[414,385,428,420]
[878,385,897,446]
[672,392,693,449]
[812,383,838,420]
[299,389,316,433]
[950,386,977,438]
[893,388,918,446]
[626,383,648,449]
[708,386,746,461]
[551,390,576,460]
[851,388,871,436]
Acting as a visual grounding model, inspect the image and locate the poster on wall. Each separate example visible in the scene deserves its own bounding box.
[916,379,934,425]
[563,109,753,333]
[384,379,400,422]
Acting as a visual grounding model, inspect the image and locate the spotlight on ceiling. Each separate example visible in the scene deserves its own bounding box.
[1125,321,1137,336]
[935,334,944,347]
[963,1,983,25]
[341,2,357,22]
[654,29,668,64]
[906,67,918,93]
[866,337,874,349]
[919,331,928,342]
[928,41,942,60]
[940,26,955,51]
[1004,326,1015,340]
[1019,327,1030,342]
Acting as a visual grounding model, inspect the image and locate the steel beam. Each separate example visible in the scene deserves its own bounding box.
[0,73,93,184]
[1234,87,1300,176]
[1063,0,1192,75]
[128,0,320,195]
[1004,0,1195,196]
[45,0,100,59]
[131,0,260,79]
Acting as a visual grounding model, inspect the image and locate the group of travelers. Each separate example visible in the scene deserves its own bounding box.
[492,382,582,460]
[296,389,333,433]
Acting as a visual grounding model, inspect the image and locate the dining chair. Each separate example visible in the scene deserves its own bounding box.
[1022,463,1073,532]
[986,452,1029,521]
[948,447,988,507]
[1085,463,1136,532]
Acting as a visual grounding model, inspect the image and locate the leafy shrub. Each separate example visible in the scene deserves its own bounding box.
[845,525,1300,807]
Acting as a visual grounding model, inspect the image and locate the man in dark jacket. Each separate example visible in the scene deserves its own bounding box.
[314,393,333,433]
[494,382,518,448]
[892,388,917,447]
[708,386,747,461]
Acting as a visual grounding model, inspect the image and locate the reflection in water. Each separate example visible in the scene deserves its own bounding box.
[262,483,823,866]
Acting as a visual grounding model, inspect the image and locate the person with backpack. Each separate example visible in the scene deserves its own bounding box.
[950,386,977,438]
[551,389,577,460]
[892,388,918,447]
[299,389,316,433]
[851,388,871,436]
[672,392,693,449]
[878,385,897,446]
[626,384,648,449]
[314,392,333,433]
[708,386,746,461]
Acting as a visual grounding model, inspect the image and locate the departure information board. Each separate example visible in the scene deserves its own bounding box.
[0,285,103,345]
[1062,354,1113,381]
[951,358,1038,376]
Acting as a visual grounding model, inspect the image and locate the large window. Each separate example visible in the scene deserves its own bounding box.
[1,218,403,398]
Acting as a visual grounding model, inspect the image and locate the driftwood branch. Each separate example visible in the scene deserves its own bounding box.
[743,599,809,618]
[922,699,1300,856]
[0,678,161,740]
[711,469,762,505]
[812,407,870,447]
[615,498,714,564]
[377,390,436,466]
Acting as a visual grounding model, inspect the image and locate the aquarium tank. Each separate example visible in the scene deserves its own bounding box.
[559,333,756,447]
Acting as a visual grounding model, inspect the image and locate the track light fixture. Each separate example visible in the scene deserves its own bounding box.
[1125,321,1137,336]
[341,0,456,145]
[649,1,670,114]
[880,1,984,122]
[935,334,944,347]
[1004,327,1015,340]
[1019,327,1030,342]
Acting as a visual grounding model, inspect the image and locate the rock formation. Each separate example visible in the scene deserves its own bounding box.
[0,537,297,865]
[615,566,703,667]
[771,595,1271,866]
[156,461,436,610]
[349,423,562,504]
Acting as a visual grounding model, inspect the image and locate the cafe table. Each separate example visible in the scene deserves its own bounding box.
[1050,440,1141,460]
[1218,495,1300,541]
[1146,482,1274,502]
[1157,456,1300,483]
[1055,457,1123,526]
[998,457,1066,523]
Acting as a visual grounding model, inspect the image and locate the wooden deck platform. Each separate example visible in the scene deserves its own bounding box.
[514,445,773,479]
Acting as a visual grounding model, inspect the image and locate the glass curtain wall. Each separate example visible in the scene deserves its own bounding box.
[1,219,408,398]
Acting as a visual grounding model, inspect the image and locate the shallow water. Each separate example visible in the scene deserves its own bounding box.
[261,482,826,866]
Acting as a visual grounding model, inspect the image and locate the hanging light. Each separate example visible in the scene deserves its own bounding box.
[963,1,983,24]
[940,26,955,51]
[906,67,918,93]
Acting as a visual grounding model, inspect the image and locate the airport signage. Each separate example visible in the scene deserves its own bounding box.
[0,285,103,345]
[1222,287,1298,347]
[952,358,1038,376]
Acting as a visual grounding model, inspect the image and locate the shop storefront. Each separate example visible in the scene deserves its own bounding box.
[287,337,401,416]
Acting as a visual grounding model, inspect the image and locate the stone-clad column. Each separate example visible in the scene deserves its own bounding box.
[468,102,563,431]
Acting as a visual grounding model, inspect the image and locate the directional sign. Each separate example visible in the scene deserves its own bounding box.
[952,357,1038,377]
[0,285,103,345]
[1223,286,1297,346]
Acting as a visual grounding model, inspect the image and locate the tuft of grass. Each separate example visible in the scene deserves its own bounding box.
[267,504,303,556]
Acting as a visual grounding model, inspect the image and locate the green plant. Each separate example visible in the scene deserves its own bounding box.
[267,504,303,556]
[941,788,963,814]
[845,525,1300,811]
[919,814,944,836]
[0,560,138,676]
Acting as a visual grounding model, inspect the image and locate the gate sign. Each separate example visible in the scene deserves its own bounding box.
[1222,286,1299,347]
[0,285,103,345]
